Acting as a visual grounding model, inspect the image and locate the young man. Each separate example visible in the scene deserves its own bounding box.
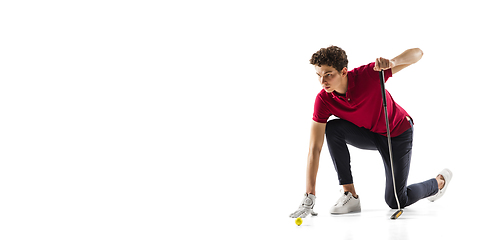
[290,46,453,218]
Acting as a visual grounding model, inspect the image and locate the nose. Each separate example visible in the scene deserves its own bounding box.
[320,76,327,85]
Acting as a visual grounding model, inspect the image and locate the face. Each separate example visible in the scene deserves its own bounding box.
[315,65,347,93]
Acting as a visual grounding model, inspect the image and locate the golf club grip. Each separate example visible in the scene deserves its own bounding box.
[379,70,387,107]
[379,70,391,140]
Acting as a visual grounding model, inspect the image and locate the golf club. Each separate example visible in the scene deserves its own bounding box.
[379,70,403,220]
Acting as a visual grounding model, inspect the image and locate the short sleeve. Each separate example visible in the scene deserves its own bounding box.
[366,62,392,82]
[312,93,331,123]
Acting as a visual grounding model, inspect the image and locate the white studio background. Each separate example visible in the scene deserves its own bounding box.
[0,0,484,239]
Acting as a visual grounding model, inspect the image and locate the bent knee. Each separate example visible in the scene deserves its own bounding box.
[385,200,399,209]
[385,195,407,209]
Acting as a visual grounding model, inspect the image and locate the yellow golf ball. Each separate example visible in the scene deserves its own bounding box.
[295,217,303,226]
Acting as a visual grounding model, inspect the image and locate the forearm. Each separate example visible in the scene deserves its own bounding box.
[392,48,423,66]
[306,150,321,195]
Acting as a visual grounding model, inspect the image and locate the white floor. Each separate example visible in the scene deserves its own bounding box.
[198,204,473,240]
[170,187,478,240]
[279,202,470,240]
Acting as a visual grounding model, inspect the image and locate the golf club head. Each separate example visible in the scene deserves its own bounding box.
[390,209,403,219]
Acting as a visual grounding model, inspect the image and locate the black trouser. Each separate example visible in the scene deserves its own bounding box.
[325,119,438,209]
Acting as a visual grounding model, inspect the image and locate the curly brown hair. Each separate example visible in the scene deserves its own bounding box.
[310,46,348,72]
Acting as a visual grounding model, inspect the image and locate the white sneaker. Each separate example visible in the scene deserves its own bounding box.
[428,168,453,202]
[329,191,361,214]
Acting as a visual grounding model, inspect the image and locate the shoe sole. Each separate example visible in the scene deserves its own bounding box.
[330,209,361,215]
[330,206,361,214]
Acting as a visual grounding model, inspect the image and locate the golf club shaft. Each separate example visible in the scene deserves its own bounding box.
[379,70,401,211]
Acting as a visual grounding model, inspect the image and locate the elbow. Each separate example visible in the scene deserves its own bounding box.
[415,48,424,60]
[407,48,423,64]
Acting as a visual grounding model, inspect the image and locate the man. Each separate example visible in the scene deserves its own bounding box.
[290,46,452,218]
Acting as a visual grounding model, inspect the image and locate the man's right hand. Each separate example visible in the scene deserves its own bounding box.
[289,193,318,218]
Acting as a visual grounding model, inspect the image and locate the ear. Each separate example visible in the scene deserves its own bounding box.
[341,67,348,76]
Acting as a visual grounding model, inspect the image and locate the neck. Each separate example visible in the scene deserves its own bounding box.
[334,75,348,95]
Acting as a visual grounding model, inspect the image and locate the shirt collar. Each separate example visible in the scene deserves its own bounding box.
[329,74,354,98]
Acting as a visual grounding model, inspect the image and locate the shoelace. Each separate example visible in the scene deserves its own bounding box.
[335,192,351,206]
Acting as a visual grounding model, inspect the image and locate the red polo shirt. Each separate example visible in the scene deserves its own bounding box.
[312,62,412,137]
